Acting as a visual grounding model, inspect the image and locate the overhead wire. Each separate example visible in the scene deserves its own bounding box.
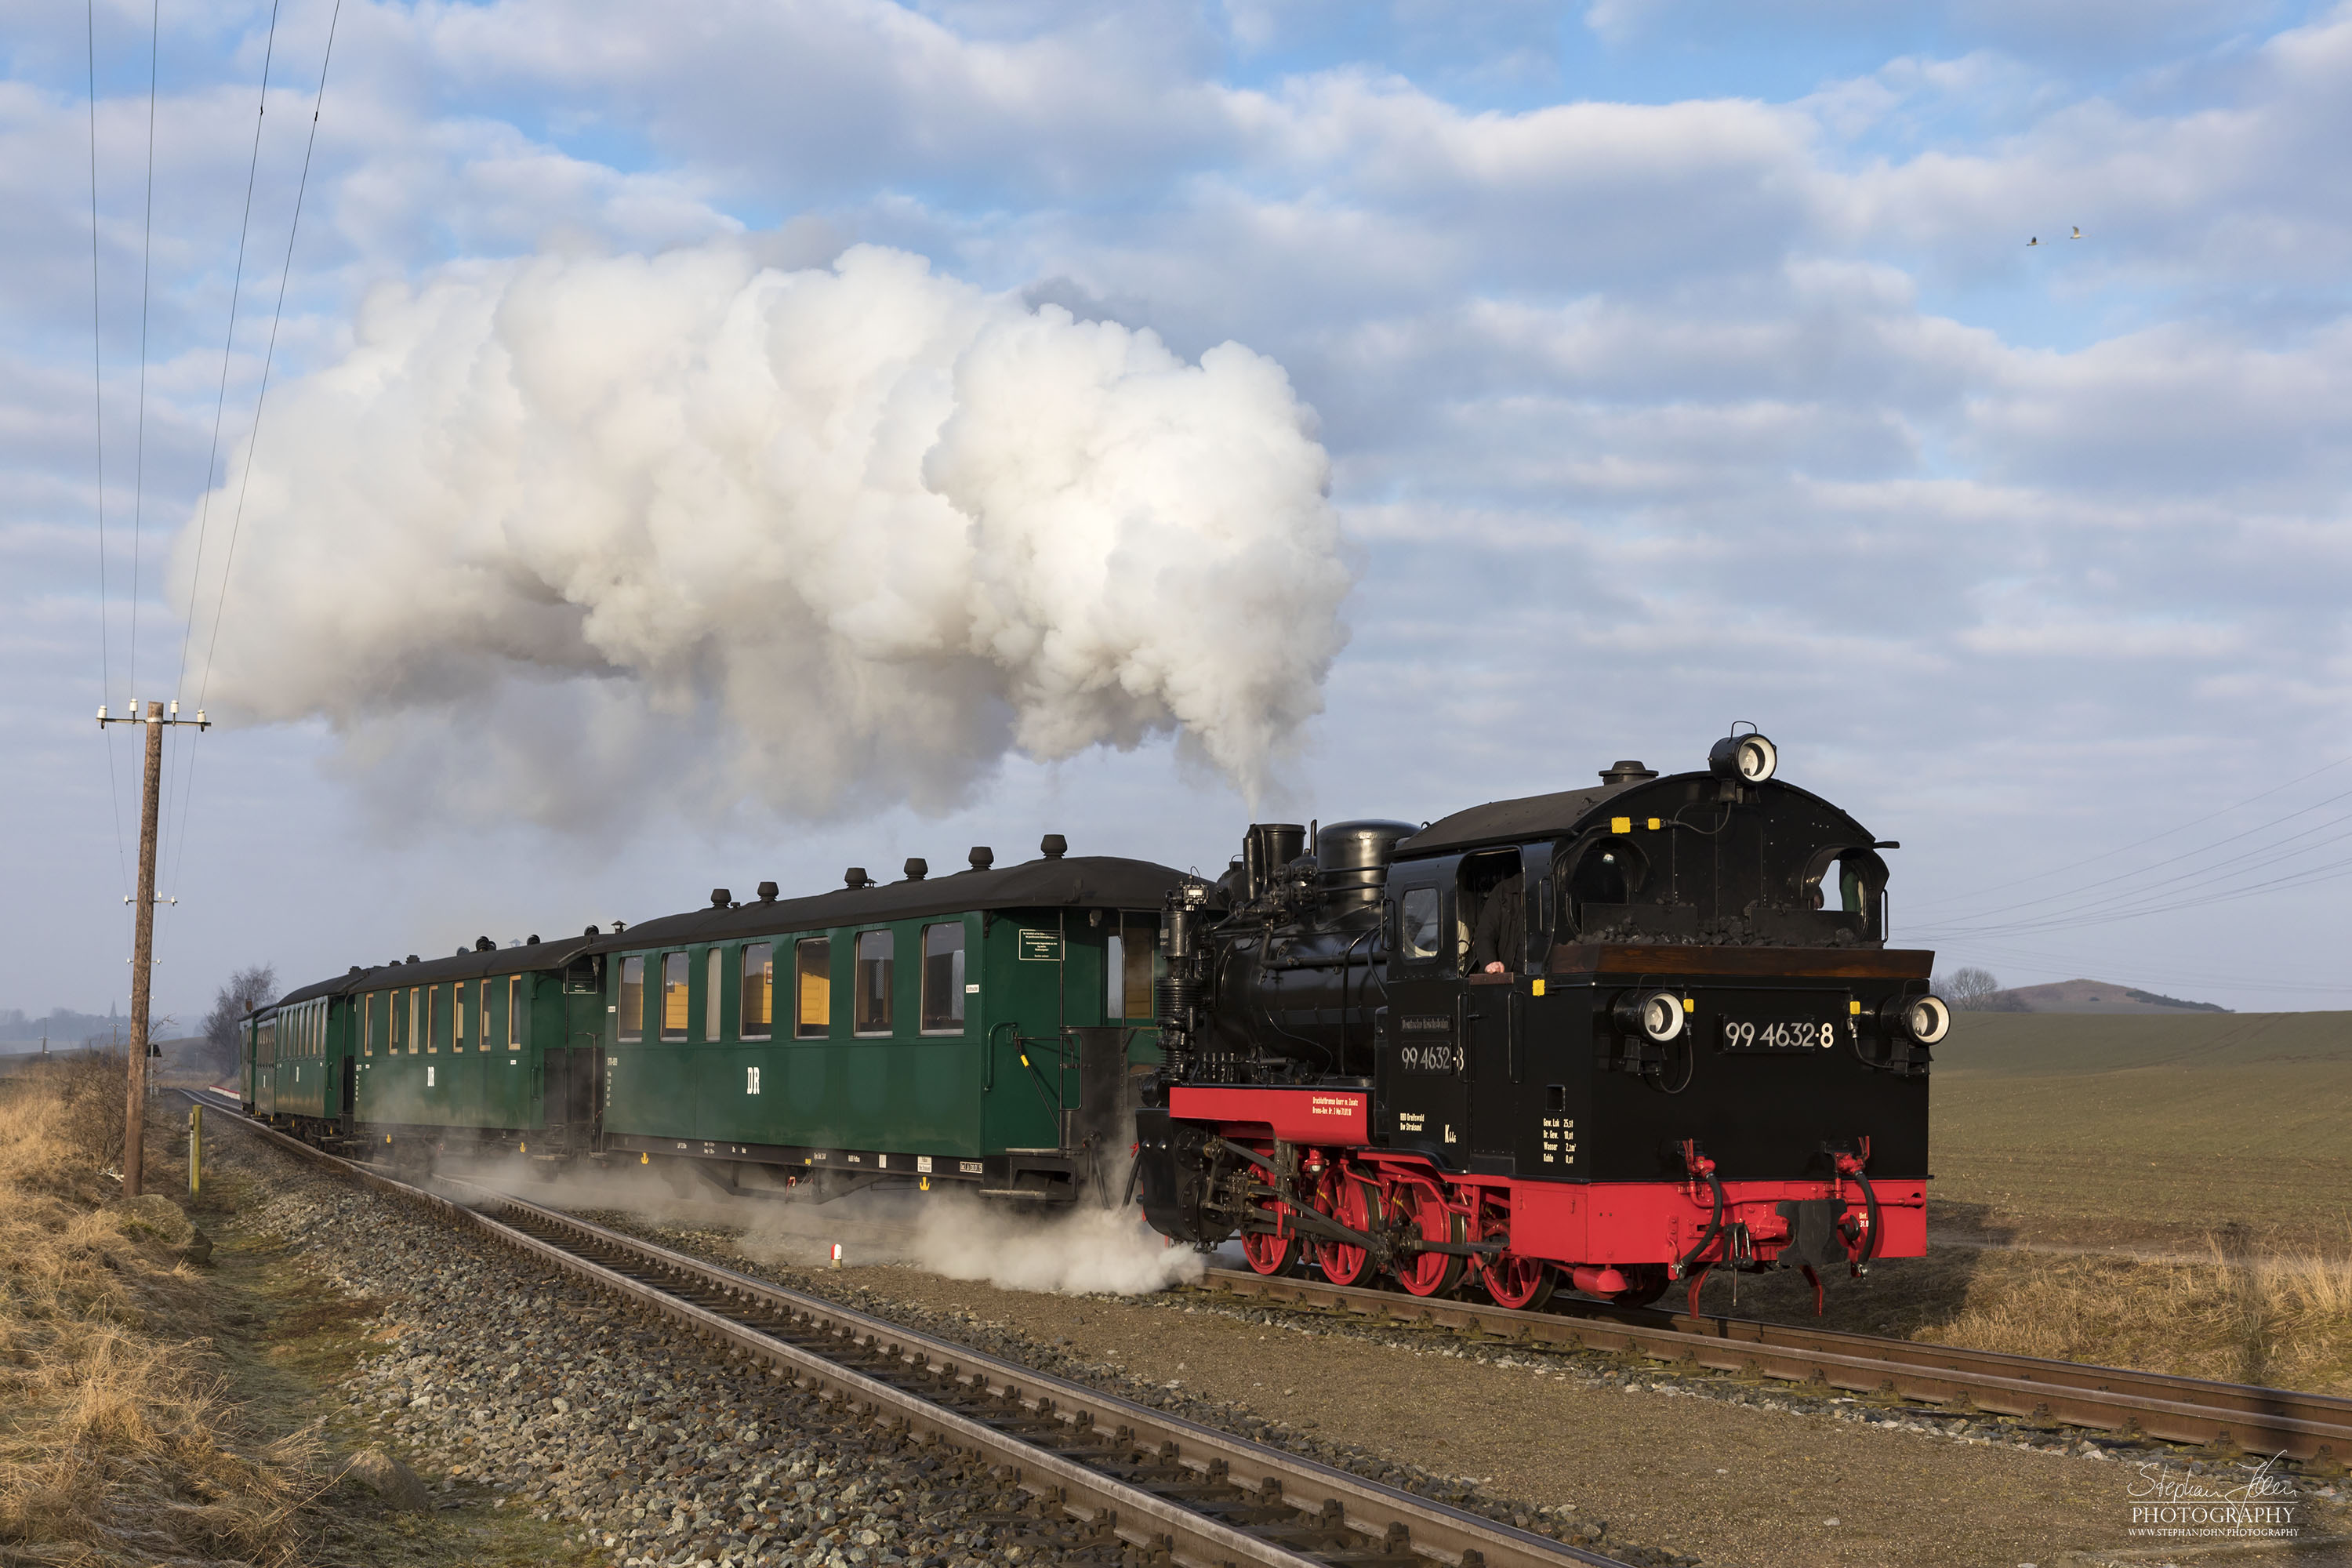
[88,0,132,910]
[169,0,347,938]
[191,0,343,719]
[127,0,161,711]
[1903,750,2352,914]
[1917,800,2352,939]
[161,0,287,919]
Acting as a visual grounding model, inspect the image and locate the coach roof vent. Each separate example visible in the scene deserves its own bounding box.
[406,954,419,964]
[967,846,993,872]
[844,866,873,888]
[584,924,600,936]
[903,858,927,881]
[475,936,495,951]
[1041,833,1068,859]
[710,887,731,907]
[527,935,539,945]
[347,966,361,975]
[757,881,779,902]
[1599,760,1659,785]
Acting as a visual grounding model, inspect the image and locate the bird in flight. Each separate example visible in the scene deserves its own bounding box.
[2027,236,2039,246]
[2071,226,2084,239]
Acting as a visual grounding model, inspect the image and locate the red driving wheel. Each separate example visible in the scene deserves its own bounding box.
[1312,1167,1381,1287]
[1475,1200,1555,1310]
[1387,1179,1466,1298]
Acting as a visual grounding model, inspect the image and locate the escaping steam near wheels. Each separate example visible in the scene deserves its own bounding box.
[171,241,1353,826]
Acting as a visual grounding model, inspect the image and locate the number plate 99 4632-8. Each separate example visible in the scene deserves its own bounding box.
[1720,1019,1839,1052]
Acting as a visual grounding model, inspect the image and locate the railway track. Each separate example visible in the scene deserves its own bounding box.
[184,1092,1632,1568]
[1196,1267,2352,1471]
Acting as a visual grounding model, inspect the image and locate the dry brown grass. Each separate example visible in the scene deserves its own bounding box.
[1914,1233,2352,1393]
[0,1072,320,1566]
[1701,1229,2352,1396]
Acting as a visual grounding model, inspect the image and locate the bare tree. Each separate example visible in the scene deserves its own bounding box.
[1937,965,2016,1011]
[199,964,278,1076]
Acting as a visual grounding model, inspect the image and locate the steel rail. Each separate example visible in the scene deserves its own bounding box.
[1197,1268,2352,1470]
[183,1093,1632,1568]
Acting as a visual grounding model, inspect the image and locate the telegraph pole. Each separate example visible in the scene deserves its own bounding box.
[97,697,205,1197]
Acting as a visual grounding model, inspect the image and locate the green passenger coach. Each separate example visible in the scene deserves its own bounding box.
[237,837,1187,1206]
[593,841,1183,1204]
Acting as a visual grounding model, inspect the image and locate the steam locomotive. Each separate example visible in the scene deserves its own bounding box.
[1134,731,1944,1315]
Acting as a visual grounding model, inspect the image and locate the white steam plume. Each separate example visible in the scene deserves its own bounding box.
[175,241,1352,822]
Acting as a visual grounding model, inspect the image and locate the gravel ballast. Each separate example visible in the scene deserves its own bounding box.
[232,1141,1187,1568]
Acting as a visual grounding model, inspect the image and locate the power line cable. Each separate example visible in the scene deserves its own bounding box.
[191,0,343,718]
[173,0,346,944]
[127,0,160,708]
[1921,800,2352,938]
[1904,750,2352,914]
[88,0,132,907]
[162,0,285,917]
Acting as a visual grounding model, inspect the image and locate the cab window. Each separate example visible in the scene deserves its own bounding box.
[1400,887,1440,959]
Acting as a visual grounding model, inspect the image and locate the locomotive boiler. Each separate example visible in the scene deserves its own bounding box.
[1135,731,1947,1314]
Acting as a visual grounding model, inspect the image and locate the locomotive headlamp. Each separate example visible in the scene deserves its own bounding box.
[1613,988,1687,1044]
[1708,728,1778,783]
[1882,993,1951,1045]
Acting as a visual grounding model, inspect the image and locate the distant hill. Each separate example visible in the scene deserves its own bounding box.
[1992,978,2229,1014]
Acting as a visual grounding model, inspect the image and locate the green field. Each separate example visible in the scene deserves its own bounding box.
[1929,1010,2352,1252]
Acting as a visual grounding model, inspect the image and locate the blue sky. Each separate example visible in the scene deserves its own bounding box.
[7,0,2352,1024]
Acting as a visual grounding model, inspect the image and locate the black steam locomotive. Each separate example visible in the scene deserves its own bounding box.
[1134,731,1945,1314]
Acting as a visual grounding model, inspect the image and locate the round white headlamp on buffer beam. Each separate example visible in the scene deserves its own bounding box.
[1708,729,1778,783]
[1889,993,1951,1045]
[1613,989,1687,1044]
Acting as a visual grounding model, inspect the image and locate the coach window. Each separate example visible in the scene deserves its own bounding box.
[408,989,423,1054]
[920,923,965,1033]
[507,975,524,1049]
[362,995,374,1058]
[1399,887,1441,960]
[428,986,443,1053]
[454,985,467,1052]
[795,938,831,1038]
[617,956,644,1043]
[1106,912,1156,1022]
[854,931,894,1035]
[705,949,723,1041]
[662,953,690,1040]
[741,944,772,1040]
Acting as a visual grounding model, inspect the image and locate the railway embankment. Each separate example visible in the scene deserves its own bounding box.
[205,1114,1210,1568]
[579,1214,2352,1568]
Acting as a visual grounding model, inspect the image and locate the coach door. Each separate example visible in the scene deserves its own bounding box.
[543,1047,604,1153]
[1380,863,1468,1167]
